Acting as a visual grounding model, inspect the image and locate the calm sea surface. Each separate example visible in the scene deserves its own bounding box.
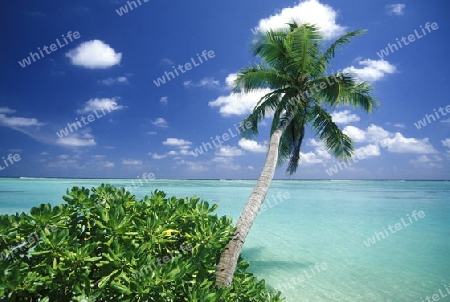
[1,178,449,302]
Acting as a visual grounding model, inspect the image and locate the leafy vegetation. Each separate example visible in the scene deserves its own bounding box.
[0,184,283,301]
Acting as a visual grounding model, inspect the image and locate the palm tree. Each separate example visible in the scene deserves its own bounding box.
[215,23,378,287]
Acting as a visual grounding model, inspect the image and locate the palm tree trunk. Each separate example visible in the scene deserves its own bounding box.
[215,122,289,287]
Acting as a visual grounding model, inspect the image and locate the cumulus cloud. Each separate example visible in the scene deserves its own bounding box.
[66,40,122,69]
[354,144,381,158]
[343,124,438,155]
[209,89,271,116]
[208,73,271,116]
[299,140,332,165]
[215,146,245,157]
[77,97,123,114]
[343,59,396,82]
[331,110,360,124]
[300,151,326,165]
[152,118,168,128]
[163,138,192,146]
[386,4,406,15]
[343,124,391,143]
[409,155,442,168]
[256,0,346,39]
[381,133,437,154]
[238,138,267,153]
[442,138,450,148]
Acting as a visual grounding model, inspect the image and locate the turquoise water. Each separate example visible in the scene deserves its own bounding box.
[1,178,449,301]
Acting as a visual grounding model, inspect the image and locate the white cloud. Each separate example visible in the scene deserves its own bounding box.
[331,110,360,124]
[343,124,391,143]
[208,72,274,116]
[66,40,122,69]
[354,144,381,158]
[209,89,271,116]
[122,158,143,165]
[152,118,168,128]
[386,4,405,15]
[442,139,450,148]
[0,113,44,127]
[409,155,442,168]
[307,139,323,147]
[343,125,366,142]
[163,138,192,146]
[151,153,167,160]
[299,140,333,165]
[159,97,169,104]
[184,77,220,88]
[381,133,437,154]
[238,138,267,153]
[56,136,96,147]
[99,76,129,85]
[300,151,325,165]
[0,107,16,114]
[343,59,396,82]
[225,73,238,89]
[256,0,345,40]
[77,97,123,114]
[365,125,391,142]
[215,146,245,157]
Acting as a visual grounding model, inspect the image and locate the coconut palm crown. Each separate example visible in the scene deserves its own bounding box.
[215,22,378,287]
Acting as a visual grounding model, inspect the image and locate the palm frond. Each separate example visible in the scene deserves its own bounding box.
[310,105,353,160]
[233,67,292,93]
[320,29,366,66]
[309,73,378,112]
[287,24,324,79]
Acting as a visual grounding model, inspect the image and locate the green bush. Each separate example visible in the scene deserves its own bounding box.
[0,184,284,301]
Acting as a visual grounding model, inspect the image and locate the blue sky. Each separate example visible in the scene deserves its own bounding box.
[0,0,449,179]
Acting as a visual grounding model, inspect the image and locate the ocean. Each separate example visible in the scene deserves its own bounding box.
[1,178,449,301]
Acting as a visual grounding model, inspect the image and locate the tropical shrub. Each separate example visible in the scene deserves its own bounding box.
[0,184,283,301]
